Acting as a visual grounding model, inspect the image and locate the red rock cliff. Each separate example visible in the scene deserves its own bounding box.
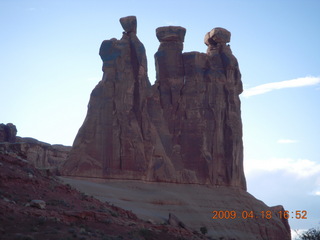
[62,16,246,190]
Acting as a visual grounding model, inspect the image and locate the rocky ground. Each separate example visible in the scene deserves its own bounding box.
[0,152,209,240]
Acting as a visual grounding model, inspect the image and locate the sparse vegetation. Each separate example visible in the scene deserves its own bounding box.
[296,228,320,240]
[37,216,47,225]
[109,210,119,217]
[81,192,89,200]
[149,199,184,206]
[200,226,208,235]
[139,228,153,239]
[47,199,70,207]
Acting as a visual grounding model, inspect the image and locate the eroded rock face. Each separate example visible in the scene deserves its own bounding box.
[0,137,71,170]
[63,16,151,178]
[62,17,245,189]
[0,124,71,170]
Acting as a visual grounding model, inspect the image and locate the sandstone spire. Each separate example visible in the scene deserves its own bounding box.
[62,17,246,190]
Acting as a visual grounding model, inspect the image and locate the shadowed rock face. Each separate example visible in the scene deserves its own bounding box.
[62,16,246,190]
[0,126,71,171]
[0,123,17,143]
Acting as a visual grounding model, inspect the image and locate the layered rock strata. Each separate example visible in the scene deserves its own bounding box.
[0,123,71,170]
[0,138,71,170]
[62,16,246,189]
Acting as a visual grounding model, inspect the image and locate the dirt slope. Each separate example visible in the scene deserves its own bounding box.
[0,153,207,240]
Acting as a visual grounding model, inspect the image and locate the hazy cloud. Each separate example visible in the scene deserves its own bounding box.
[277,139,298,144]
[26,7,36,11]
[311,190,320,196]
[245,158,320,179]
[242,76,320,97]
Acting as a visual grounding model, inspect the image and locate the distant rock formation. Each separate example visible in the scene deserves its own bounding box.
[0,123,71,170]
[62,16,246,189]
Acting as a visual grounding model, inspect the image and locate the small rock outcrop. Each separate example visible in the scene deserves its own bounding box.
[168,213,186,229]
[29,199,46,209]
[62,16,246,189]
[0,123,17,143]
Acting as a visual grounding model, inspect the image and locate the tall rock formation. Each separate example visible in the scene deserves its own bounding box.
[62,16,246,189]
[61,16,291,240]
[64,16,152,179]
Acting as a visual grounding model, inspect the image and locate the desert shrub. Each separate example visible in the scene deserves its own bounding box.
[139,228,153,239]
[109,210,119,217]
[200,226,208,235]
[297,228,320,240]
[47,199,70,207]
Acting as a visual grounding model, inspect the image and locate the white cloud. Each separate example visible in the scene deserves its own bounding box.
[310,177,320,196]
[311,190,320,196]
[277,139,298,144]
[245,158,320,179]
[242,76,320,97]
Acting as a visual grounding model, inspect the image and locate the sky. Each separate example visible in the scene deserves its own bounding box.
[1,0,319,238]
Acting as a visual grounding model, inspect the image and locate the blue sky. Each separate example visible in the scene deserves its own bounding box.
[1,0,319,237]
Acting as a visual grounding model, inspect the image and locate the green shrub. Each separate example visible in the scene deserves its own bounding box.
[139,228,153,239]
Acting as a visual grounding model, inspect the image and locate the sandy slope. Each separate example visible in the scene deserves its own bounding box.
[61,177,291,239]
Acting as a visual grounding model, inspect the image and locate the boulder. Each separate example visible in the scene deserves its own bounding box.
[30,199,46,209]
[156,26,186,42]
[120,16,137,33]
[204,27,231,45]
